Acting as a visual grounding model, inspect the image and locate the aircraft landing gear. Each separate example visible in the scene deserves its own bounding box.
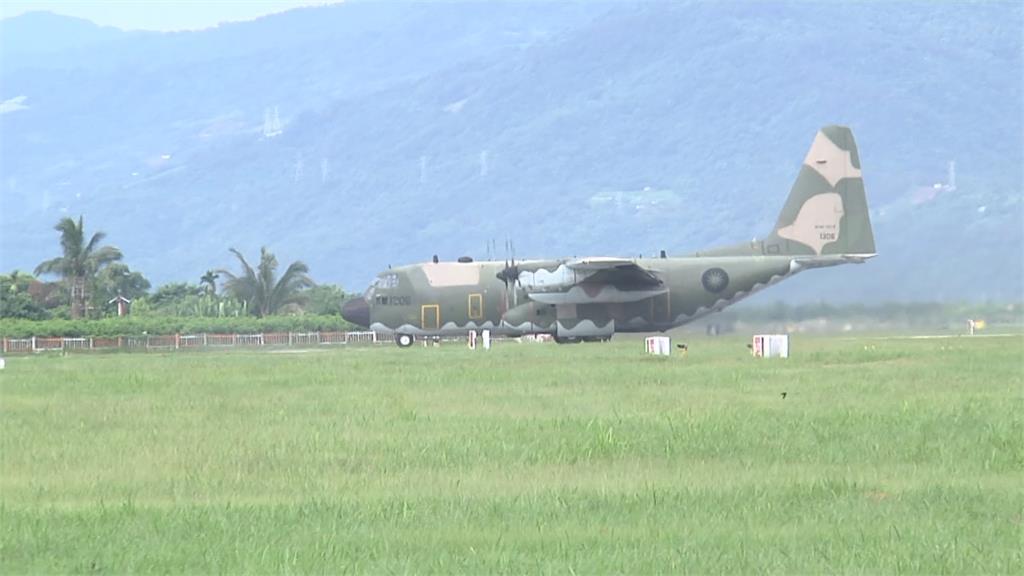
[395,333,415,348]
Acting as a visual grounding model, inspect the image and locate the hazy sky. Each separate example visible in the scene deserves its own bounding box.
[0,1,344,31]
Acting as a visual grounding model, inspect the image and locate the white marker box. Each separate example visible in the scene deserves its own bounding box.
[645,336,670,356]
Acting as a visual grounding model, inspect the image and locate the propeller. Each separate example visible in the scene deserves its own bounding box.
[497,238,522,310]
[497,239,521,286]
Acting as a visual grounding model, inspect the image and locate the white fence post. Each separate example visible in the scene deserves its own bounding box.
[31,336,37,352]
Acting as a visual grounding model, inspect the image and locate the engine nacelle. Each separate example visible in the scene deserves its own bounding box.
[500,301,554,332]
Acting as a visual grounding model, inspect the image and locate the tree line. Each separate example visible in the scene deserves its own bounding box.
[2,216,347,321]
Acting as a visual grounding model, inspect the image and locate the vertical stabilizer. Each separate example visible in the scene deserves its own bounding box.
[766,126,876,257]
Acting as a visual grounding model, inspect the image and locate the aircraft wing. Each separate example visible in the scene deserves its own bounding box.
[565,257,663,288]
[564,257,637,270]
[522,257,664,305]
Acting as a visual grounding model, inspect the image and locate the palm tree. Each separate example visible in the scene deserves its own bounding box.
[34,216,122,319]
[199,270,219,296]
[218,247,314,317]
[5,270,24,294]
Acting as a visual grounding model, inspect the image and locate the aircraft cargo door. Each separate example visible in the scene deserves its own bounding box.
[421,305,440,331]
[468,294,483,320]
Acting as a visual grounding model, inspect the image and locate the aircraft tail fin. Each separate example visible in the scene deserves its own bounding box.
[766,126,876,257]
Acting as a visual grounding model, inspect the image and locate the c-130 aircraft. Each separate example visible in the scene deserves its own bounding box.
[342,125,876,347]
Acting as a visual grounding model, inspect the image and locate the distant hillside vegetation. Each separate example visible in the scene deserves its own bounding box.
[1,2,1021,301]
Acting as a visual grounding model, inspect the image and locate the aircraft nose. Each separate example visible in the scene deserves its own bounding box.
[341,297,370,328]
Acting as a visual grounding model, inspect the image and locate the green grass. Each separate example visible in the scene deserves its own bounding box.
[1,334,1022,573]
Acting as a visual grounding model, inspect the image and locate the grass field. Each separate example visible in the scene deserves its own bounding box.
[1,334,1021,573]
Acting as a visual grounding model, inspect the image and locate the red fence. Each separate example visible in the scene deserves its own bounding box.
[1,331,382,354]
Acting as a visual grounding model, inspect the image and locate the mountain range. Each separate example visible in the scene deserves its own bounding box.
[2,1,1021,302]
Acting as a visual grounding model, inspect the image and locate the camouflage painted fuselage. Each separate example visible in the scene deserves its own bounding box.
[358,254,857,338]
[342,125,876,341]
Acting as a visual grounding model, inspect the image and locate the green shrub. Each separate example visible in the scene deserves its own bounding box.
[0,315,356,338]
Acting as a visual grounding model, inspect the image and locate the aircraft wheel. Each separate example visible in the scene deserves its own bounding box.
[395,333,415,348]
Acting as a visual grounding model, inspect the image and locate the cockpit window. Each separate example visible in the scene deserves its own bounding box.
[377,273,399,289]
[365,273,399,300]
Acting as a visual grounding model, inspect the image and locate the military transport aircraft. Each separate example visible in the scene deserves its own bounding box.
[342,125,876,347]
